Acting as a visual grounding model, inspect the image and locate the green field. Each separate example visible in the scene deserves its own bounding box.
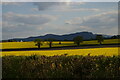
[1,39,119,49]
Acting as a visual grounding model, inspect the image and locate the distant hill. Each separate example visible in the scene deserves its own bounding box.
[7,31,112,42]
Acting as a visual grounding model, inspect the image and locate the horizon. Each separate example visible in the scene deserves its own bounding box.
[2,2,118,40]
[2,31,114,40]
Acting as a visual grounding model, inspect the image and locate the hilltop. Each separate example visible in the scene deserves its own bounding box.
[7,31,111,41]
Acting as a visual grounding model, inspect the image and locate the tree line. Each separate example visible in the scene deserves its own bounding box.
[34,35,104,49]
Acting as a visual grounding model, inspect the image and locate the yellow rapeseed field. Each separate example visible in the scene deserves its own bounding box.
[1,41,74,49]
[1,47,119,57]
[0,39,119,49]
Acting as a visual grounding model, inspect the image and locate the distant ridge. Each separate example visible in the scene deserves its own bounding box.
[7,31,111,41]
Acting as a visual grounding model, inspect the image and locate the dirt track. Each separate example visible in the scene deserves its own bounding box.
[1,44,120,52]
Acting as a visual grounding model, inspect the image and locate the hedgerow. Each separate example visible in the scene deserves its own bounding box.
[2,54,120,79]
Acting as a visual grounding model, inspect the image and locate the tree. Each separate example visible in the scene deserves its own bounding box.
[111,35,120,39]
[96,35,104,45]
[64,39,68,41]
[111,35,117,39]
[8,39,16,42]
[59,41,61,44]
[73,36,83,46]
[46,38,55,48]
[34,39,43,48]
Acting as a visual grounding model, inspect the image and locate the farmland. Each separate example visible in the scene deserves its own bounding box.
[1,39,119,57]
[2,2,120,79]
[1,39,120,79]
[2,47,119,57]
[1,39,119,49]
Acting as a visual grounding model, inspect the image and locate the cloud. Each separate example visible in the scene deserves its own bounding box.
[3,12,57,25]
[33,2,100,12]
[2,0,119,2]
[31,8,39,11]
[65,11,118,35]
[2,12,58,39]
[2,2,22,6]
[61,8,100,12]
[66,11,117,25]
[33,2,85,11]
[82,0,119,2]
[33,2,64,11]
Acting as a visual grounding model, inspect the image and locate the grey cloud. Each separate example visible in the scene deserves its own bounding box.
[3,12,56,25]
[2,12,57,32]
[66,11,117,27]
[65,11,118,35]
[83,11,117,28]
[51,8,100,12]
[33,2,100,13]
[33,2,85,11]
[33,2,60,11]
[2,12,57,39]
[2,2,23,6]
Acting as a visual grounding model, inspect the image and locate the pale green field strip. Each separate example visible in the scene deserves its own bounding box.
[1,39,119,49]
[1,47,119,57]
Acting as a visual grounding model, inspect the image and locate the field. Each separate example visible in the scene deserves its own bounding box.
[1,39,119,57]
[1,41,74,49]
[1,39,119,49]
[2,47,119,57]
[1,39,120,79]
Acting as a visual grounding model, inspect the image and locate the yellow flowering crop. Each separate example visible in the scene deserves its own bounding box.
[0,39,119,49]
[2,47,119,57]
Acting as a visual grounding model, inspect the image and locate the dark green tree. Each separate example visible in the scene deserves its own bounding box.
[96,35,104,45]
[73,36,83,46]
[59,41,61,44]
[46,38,55,48]
[64,39,68,41]
[34,39,43,48]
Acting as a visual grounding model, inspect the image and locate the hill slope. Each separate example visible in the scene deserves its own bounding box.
[8,31,111,41]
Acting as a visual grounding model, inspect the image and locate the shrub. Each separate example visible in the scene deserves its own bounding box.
[2,55,120,79]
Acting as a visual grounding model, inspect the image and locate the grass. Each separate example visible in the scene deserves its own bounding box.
[2,55,120,79]
[2,47,119,56]
[1,39,119,49]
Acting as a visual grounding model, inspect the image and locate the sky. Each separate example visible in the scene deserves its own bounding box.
[2,2,118,40]
[1,0,119,2]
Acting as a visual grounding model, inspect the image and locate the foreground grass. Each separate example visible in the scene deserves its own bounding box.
[2,55,120,79]
[2,47,119,56]
[1,39,119,49]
